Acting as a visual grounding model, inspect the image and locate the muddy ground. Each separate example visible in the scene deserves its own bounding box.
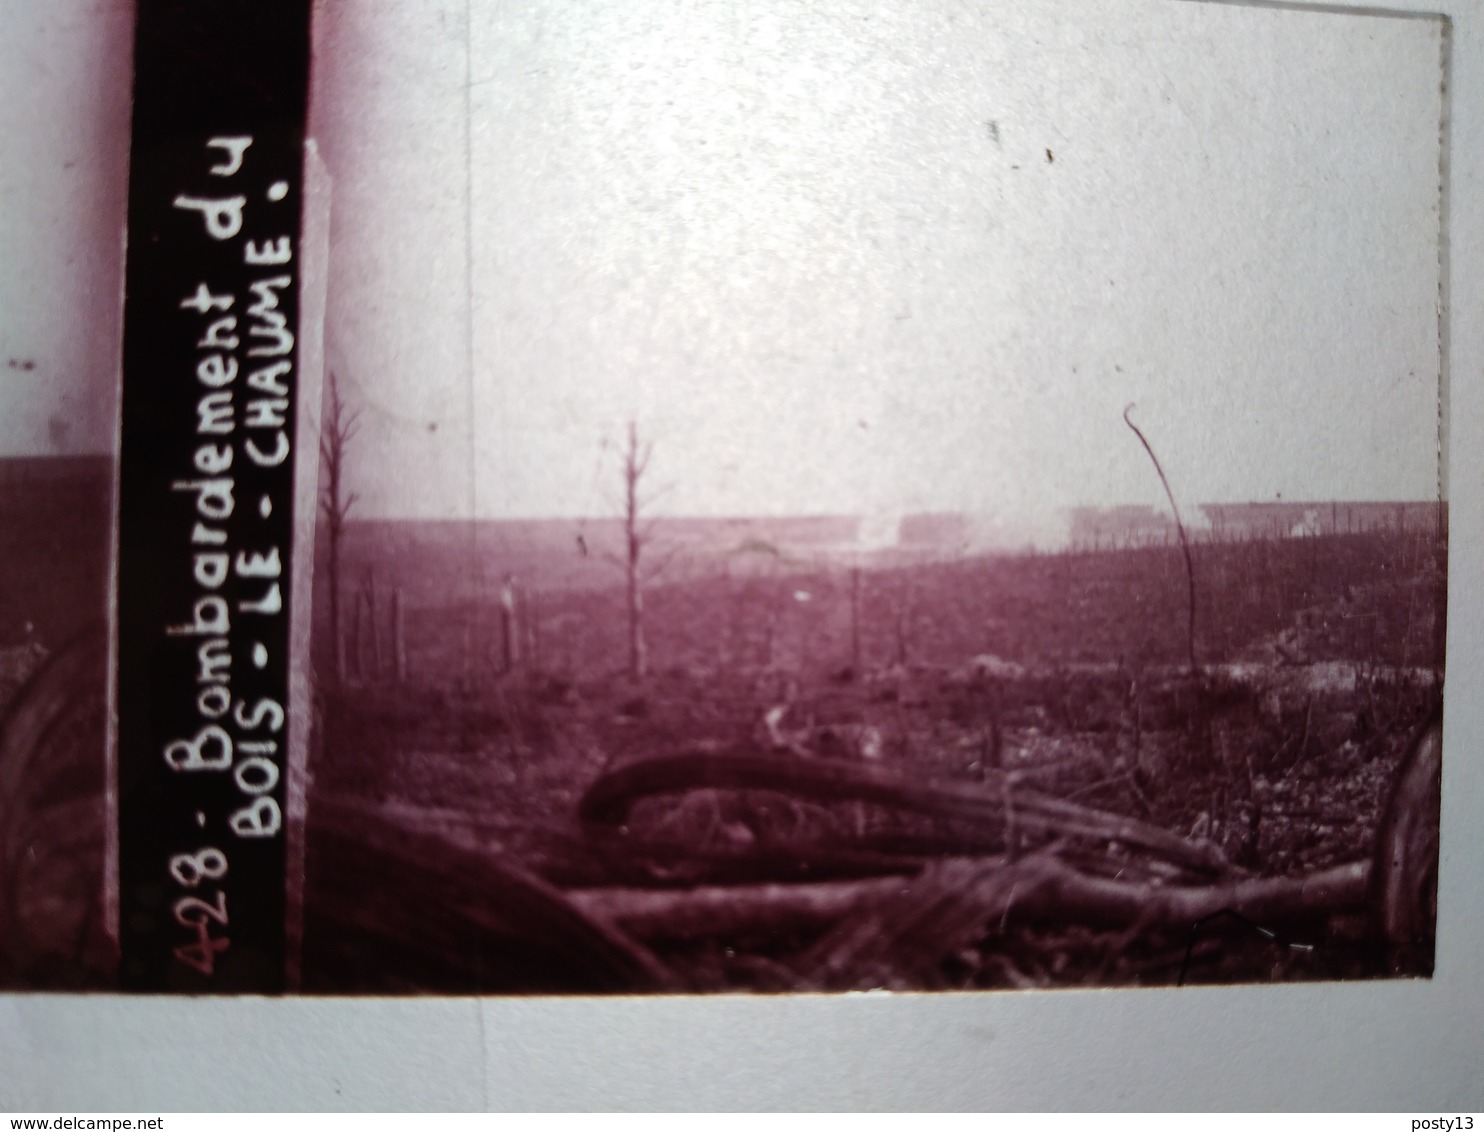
[304,529,1446,992]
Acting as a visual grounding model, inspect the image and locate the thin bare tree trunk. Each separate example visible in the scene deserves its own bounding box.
[1124,405,1198,674]
[319,371,361,691]
[624,422,648,680]
[330,530,345,685]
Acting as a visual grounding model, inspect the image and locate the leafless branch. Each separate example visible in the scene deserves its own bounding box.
[320,371,360,687]
[1124,403,1198,674]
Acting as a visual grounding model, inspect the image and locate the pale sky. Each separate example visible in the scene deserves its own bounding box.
[312,0,1444,522]
[1,0,1445,531]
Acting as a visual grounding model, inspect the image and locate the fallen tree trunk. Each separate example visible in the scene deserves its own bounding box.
[570,856,1370,950]
[1024,856,1369,928]
[798,854,1370,990]
[579,749,1234,876]
[571,873,927,942]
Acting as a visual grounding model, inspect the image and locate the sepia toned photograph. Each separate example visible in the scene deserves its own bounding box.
[295,0,1448,994]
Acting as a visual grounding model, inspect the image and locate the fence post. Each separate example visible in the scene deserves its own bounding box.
[368,573,384,678]
[351,588,365,683]
[392,587,406,683]
[527,588,542,673]
[850,567,862,671]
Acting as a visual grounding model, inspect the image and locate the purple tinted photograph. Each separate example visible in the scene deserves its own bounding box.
[295,0,1448,993]
[0,0,1449,996]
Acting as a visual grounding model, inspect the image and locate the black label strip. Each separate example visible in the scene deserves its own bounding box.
[116,0,312,992]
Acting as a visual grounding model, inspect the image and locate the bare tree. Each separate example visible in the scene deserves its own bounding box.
[320,371,360,688]
[620,421,652,679]
[589,421,682,679]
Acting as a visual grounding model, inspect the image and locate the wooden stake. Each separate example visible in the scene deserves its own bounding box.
[351,587,365,682]
[850,567,862,671]
[392,588,406,683]
[368,573,384,677]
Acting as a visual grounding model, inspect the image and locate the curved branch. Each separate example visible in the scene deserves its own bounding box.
[1124,403,1198,674]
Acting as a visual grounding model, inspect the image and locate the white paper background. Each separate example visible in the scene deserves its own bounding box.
[0,0,1480,1110]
